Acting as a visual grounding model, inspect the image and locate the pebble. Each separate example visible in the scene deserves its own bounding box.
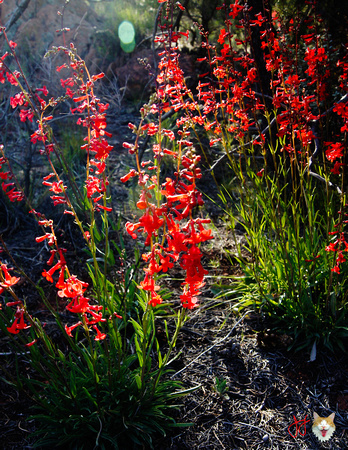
[262,434,269,442]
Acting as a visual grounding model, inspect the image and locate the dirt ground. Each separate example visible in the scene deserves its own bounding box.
[2,297,348,449]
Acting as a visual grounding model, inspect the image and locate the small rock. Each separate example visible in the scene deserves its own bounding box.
[262,434,269,442]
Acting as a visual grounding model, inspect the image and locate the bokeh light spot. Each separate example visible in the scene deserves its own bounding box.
[118,21,135,45]
[120,40,136,53]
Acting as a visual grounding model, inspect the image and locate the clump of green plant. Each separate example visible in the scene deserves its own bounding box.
[127,1,348,355]
[0,7,213,447]
[207,4,348,354]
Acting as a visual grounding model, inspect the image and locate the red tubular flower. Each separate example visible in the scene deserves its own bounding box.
[218,29,228,45]
[149,291,163,307]
[7,306,31,334]
[65,321,82,337]
[19,108,34,122]
[126,221,141,239]
[87,137,113,160]
[42,261,61,283]
[331,265,340,274]
[180,245,208,285]
[66,296,91,314]
[139,273,160,291]
[7,318,21,334]
[10,92,25,108]
[180,282,203,309]
[57,275,88,298]
[0,264,20,293]
[86,175,104,198]
[229,1,244,19]
[120,169,138,183]
[93,325,106,341]
[325,142,344,162]
[84,309,106,325]
[35,233,55,245]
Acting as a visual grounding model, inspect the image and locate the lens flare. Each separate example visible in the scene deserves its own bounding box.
[118,20,135,43]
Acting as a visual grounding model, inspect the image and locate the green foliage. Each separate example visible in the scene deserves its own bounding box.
[218,150,348,353]
[29,346,185,449]
[0,257,190,449]
[213,376,229,399]
[58,126,86,169]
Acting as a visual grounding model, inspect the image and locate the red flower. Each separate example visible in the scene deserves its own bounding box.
[19,108,34,122]
[180,245,208,285]
[331,161,344,175]
[66,296,91,314]
[57,275,88,298]
[139,273,160,291]
[65,321,82,337]
[93,325,106,341]
[325,142,344,162]
[333,102,348,118]
[229,1,244,19]
[0,264,20,294]
[180,282,203,309]
[120,169,137,183]
[42,261,62,283]
[218,29,228,45]
[149,291,163,307]
[10,92,25,108]
[7,306,31,334]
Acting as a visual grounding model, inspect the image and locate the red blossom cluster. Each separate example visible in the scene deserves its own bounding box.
[6,303,31,334]
[165,1,347,178]
[0,152,24,202]
[1,0,347,341]
[0,34,117,342]
[123,143,213,308]
[122,6,213,308]
[122,0,348,304]
[0,264,35,342]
